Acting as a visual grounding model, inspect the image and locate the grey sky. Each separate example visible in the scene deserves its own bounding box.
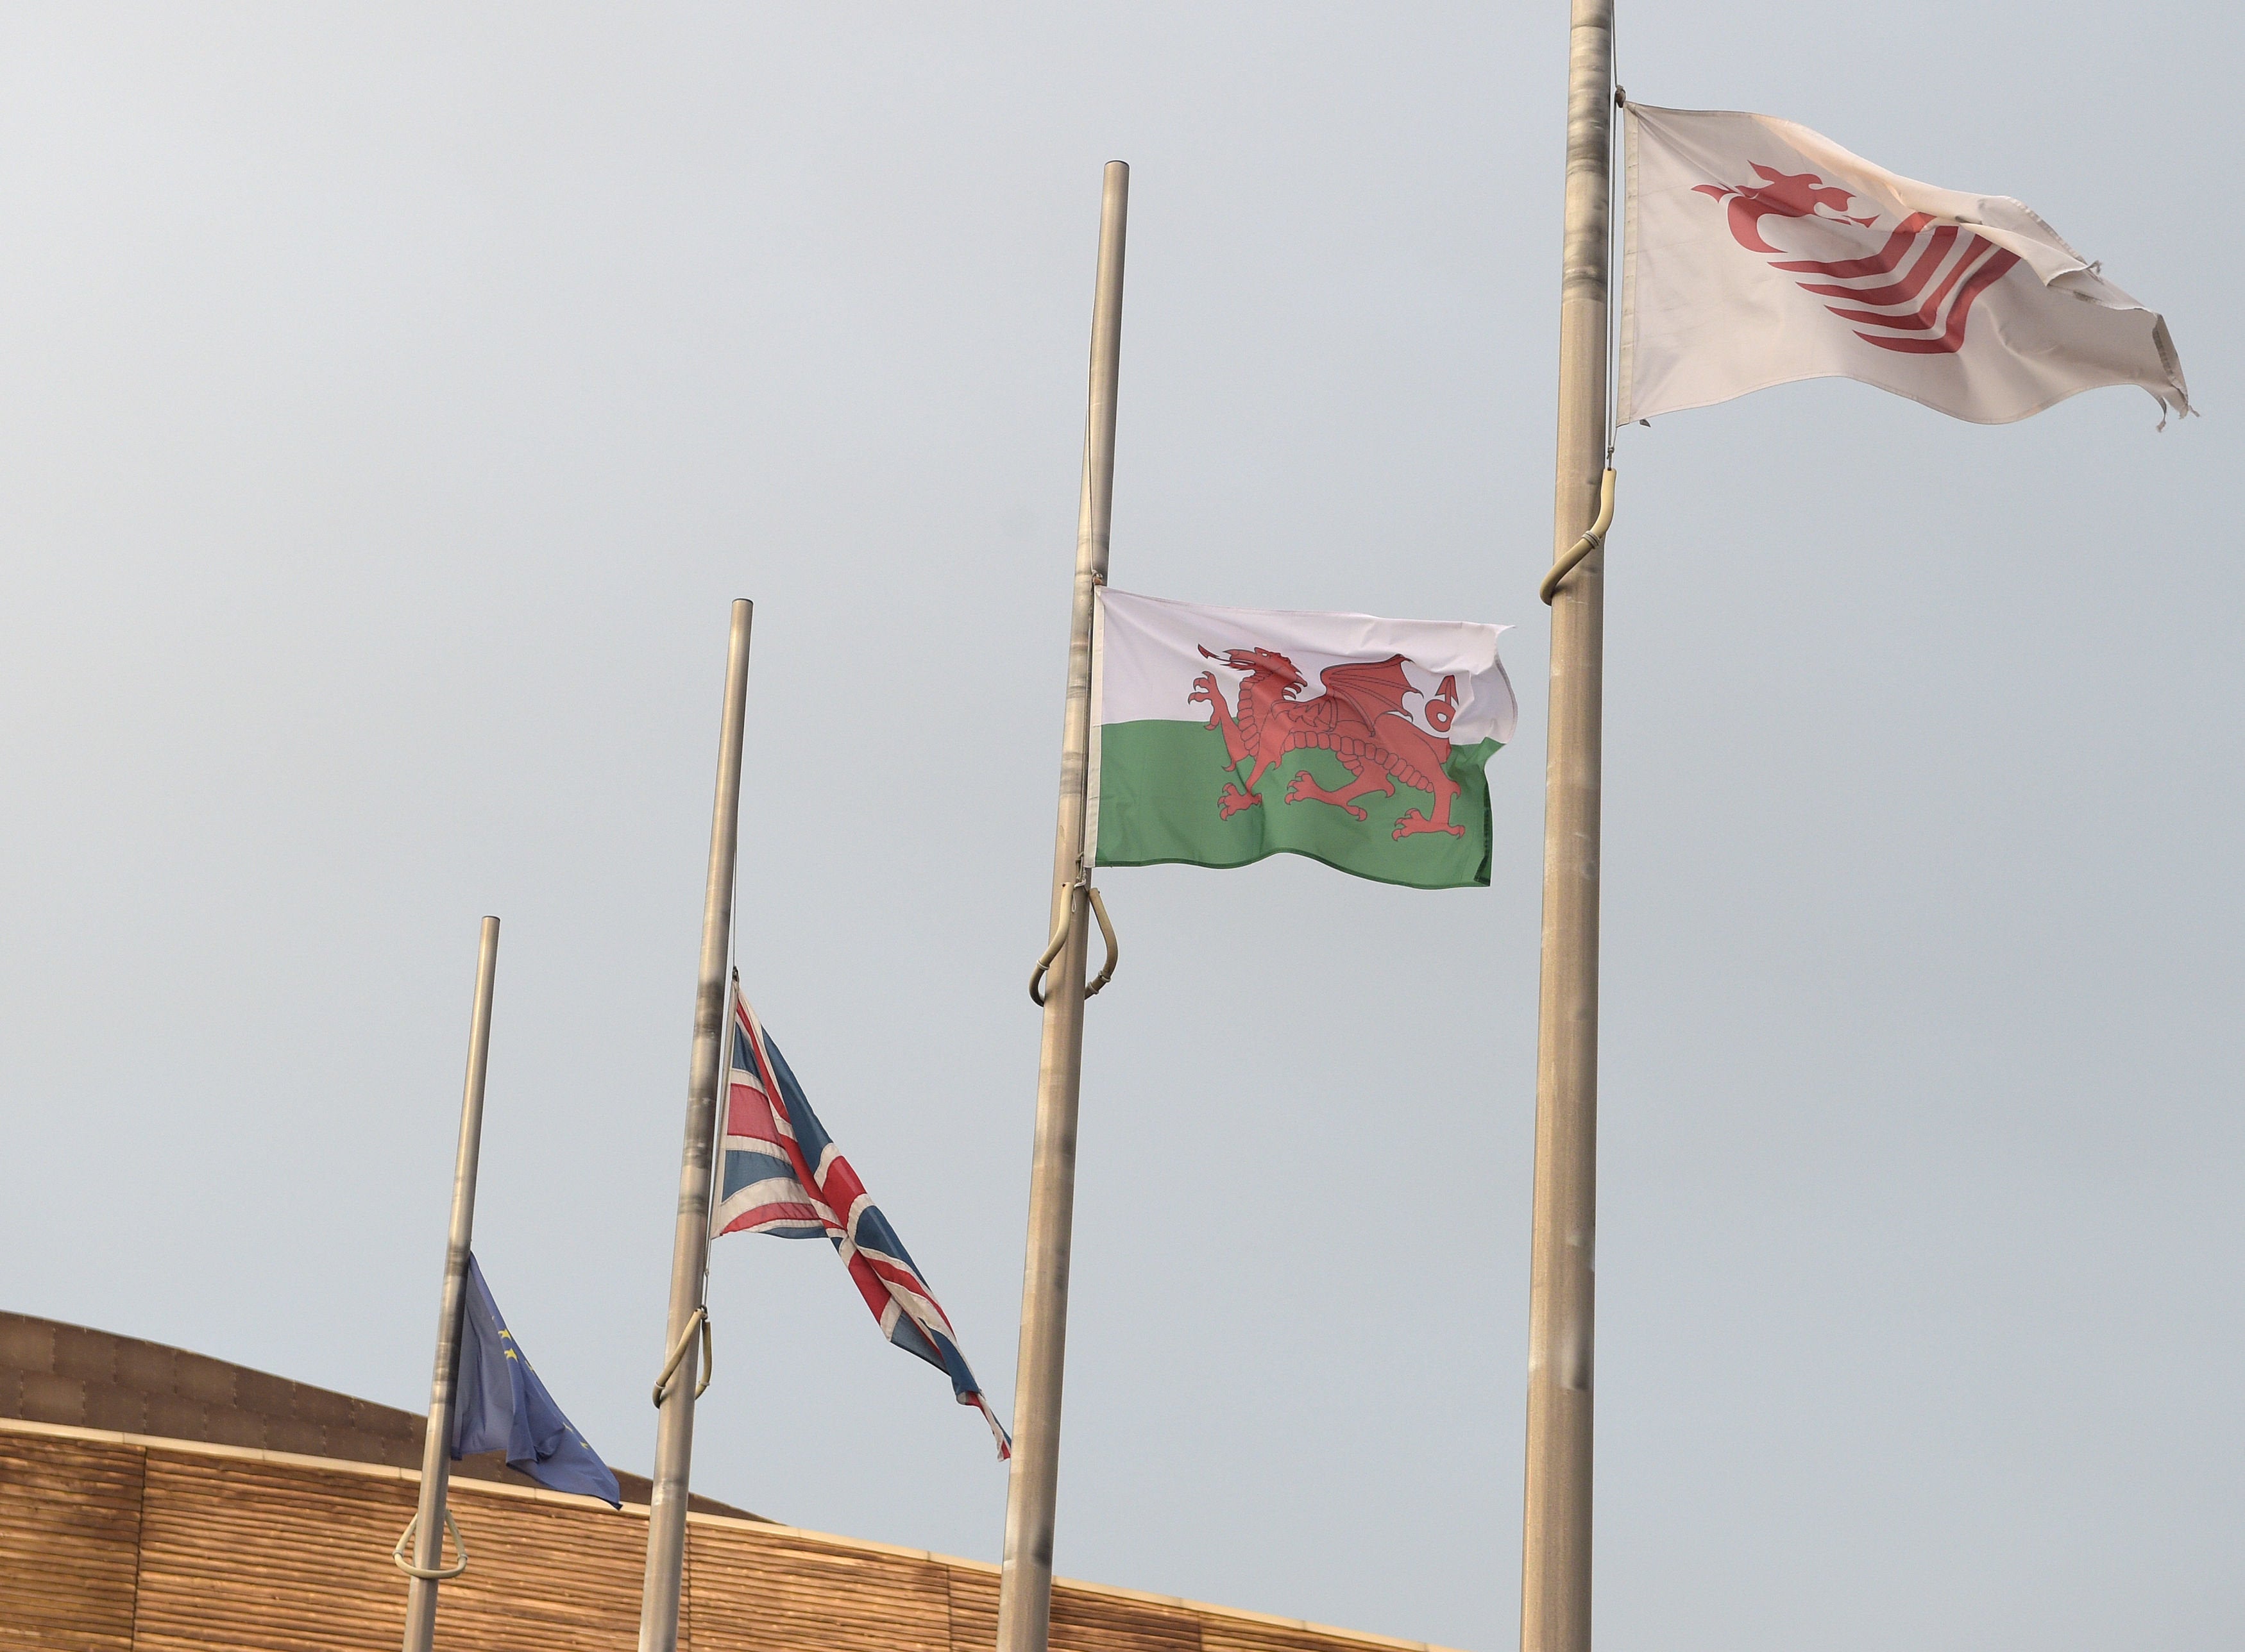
[2,6,2237,1650]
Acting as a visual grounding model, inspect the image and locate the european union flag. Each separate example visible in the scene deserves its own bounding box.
[453,1254,622,1507]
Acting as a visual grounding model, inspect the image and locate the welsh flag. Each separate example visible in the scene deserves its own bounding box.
[1088,589,1516,890]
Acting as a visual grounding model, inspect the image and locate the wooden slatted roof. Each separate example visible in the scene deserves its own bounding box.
[1,1312,1464,1652]
[0,1309,756,1518]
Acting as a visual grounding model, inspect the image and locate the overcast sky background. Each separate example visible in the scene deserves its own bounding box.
[2,6,2239,1650]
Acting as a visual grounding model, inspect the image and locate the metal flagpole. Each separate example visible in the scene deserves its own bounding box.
[994,159,1128,1652]
[1521,4,1613,1652]
[636,598,755,1652]
[400,914,501,1652]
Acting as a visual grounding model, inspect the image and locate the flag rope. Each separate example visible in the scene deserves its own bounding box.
[1540,467,1618,605]
[390,1508,469,1580]
[1609,77,1627,459]
[1027,875,1119,1007]
[650,1305,713,1407]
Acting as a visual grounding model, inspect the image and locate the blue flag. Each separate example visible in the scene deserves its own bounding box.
[452,1254,622,1507]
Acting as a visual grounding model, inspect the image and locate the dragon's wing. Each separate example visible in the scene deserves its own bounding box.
[1316,655,1417,731]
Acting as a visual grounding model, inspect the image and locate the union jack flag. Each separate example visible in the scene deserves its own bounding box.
[711,979,1010,1457]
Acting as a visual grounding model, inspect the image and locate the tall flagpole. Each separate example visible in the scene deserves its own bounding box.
[1521,4,1612,1652]
[994,158,1128,1652]
[637,598,754,1652]
[400,915,500,1652]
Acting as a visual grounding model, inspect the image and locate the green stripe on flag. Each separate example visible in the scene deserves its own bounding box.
[1094,720,1499,890]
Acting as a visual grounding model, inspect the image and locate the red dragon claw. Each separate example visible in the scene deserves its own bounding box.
[1189,671,1225,730]
[1392,809,1464,841]
[1216,782,1262,820]
[1286,769,1368,820]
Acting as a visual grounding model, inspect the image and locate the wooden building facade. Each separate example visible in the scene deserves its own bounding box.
[1,1315,1457,1652]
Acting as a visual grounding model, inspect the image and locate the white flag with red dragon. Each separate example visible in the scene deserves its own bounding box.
[1618,103,2190,426]
[1088,589,1516,891]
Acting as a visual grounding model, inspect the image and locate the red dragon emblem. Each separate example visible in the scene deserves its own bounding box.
[1695,164,2020,355]
[1188,646,1464,841]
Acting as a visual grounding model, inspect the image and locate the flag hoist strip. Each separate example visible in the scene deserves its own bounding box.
[1089,589,1516,890]
[713,984,1010,1456]
[1620,103,2190,426]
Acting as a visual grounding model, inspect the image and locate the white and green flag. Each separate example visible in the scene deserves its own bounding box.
[1088,589,1516,890]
